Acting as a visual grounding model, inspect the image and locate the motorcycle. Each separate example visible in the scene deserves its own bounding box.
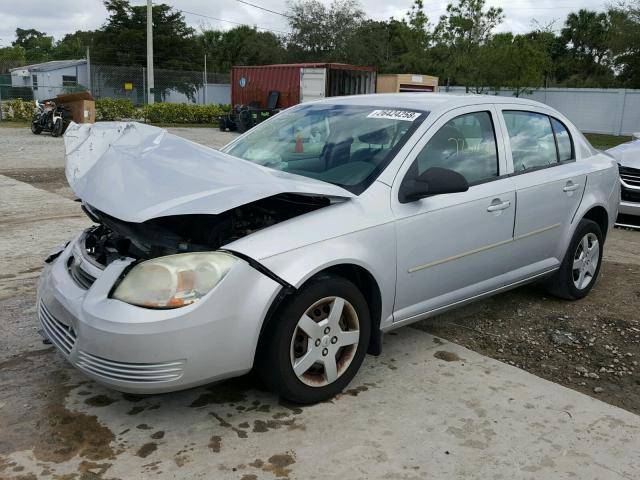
[31,100,68,137]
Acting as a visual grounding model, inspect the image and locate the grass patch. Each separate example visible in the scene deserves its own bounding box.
[0,120,30,128]
[148,122,218,128]
[584,133,632,150]
[1,120,221,129]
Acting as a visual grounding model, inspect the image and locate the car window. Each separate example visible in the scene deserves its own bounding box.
[222,104,427,195]
[503,111,558,172]
[412,111,499,185]
[550,117,573,162]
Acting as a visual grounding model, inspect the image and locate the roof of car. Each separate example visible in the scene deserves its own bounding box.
[317,92,545,112]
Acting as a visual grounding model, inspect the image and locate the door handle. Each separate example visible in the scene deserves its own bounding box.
[487,200,511,212]
[563,182,580,192]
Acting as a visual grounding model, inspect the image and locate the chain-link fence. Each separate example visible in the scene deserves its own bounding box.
[91,64,230,105]
[0,65,231,107]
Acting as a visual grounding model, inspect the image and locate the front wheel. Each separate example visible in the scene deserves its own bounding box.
[31,120,43,134]
[257,275,371,404]
[545,218,603,300]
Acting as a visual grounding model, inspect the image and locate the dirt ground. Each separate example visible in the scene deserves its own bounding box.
[418,259,640,415]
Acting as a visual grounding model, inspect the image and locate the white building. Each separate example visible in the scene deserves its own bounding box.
[10,60,88,100]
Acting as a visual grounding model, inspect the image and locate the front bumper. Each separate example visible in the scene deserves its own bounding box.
[36,236,282,393]
[618,201,640,217]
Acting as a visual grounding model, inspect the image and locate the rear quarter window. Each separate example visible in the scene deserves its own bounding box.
[550,117,574,162]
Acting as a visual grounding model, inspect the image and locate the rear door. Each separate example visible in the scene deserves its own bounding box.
[497,108,587,275]
[300,68,326,103]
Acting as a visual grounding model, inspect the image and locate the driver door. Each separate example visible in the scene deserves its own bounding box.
[392,106,517,322]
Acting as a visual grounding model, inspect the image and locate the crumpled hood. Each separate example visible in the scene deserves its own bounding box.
[606,136,640,169]
[64,122,354,223]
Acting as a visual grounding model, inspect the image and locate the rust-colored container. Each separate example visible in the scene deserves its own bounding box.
[231,63,377,109]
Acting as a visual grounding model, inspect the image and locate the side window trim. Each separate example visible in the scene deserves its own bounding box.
[549,116,561,164]
[549,116,576,163]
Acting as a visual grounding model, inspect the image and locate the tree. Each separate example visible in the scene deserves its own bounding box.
[0,46,26,73]
[287,0,366,61]
[200,26,286,73]
[93,0,200,70]
[434,0,504,92]
[559,9,616,85]
[608,2,640,87]
[561,10,611,69]
[89,0,202,100]
[484,33,550,96]
[523,28,567,87]
[12,28,54,62]
[52,31,96,60]
[344,1,434,72]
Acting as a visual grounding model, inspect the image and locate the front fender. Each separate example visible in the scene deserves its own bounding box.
[259,222,398,330]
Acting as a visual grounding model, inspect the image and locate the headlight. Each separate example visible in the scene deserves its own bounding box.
[112,252,237,309]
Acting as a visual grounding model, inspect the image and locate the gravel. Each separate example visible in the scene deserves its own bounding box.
[0,124,237,170]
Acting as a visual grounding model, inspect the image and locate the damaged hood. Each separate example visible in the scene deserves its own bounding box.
[64,122,354,223]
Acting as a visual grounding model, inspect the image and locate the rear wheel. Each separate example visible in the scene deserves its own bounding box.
[51,118,64,137]
[257,275,371,404]
[546,219,603,300]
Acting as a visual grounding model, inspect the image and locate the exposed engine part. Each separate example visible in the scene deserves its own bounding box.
[81,193,332,267]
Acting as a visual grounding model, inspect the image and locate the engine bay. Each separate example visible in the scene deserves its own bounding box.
[81,193,332,267]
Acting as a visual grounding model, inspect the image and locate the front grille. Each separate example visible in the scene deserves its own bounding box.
[621,186,640,203]
[76,351,185,383]
[38,301,77,356]
[67,255,96,289]
[620,165,640,189]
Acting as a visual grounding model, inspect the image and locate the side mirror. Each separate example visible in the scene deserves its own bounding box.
[399,167,469,203]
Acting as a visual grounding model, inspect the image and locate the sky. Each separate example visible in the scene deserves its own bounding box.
[0,0,610,48]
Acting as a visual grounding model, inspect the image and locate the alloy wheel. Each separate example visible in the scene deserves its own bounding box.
[572,232,600,290]
[289,296,360,387]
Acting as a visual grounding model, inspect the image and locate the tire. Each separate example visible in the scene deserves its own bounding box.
[31,121,42,135]
[51,118,64,137]
[256,274,371,404]
[545,218,603,300]
[236,118,248,133]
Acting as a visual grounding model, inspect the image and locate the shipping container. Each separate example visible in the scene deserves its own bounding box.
[231,63,377,109]
[376,73,439,93]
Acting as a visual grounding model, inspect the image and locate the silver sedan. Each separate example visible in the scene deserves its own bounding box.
[607,133,640,228]
[37,94,620,404]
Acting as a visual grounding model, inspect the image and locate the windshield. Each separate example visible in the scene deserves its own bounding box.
[222,103,428,194]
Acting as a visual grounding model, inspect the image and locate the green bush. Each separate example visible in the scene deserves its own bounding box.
[1,98,34,121]
[95,98,137,121]
[140,103,230,124]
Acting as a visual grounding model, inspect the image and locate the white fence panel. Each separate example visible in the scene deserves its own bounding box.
[621,90,640,136]
[442,87,640,135]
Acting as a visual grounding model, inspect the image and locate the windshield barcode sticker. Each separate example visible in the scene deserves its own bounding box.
[367,110,421,121]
